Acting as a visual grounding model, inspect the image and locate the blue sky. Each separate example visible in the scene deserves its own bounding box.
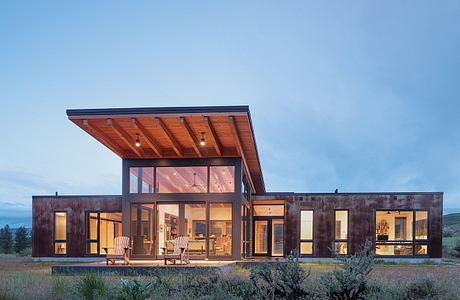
[1,1,459,227]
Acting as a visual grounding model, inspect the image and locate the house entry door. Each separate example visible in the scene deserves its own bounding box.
[253,218,284,257]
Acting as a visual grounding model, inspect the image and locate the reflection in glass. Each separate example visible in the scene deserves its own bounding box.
[209,203,232,256]
[141,167,154,193]
[157,167,207,193]
[129,168,139,193]
[210,166,235,193]
[99,212,122,254]
[272,219,284,256]
[131,204,155,256]
[415,244,428,255]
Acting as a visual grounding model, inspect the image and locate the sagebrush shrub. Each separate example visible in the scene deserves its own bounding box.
[249,252,311,299]
[451,241,460,258]
[116,279,152,300]
[77,274,107,300]
[320,240,375,300]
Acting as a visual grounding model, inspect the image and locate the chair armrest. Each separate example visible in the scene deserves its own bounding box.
[180,247,186,254]
[161,247,167,254]
[102,247,108,254]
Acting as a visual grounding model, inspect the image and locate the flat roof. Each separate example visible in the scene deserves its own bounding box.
[67,105,265,193]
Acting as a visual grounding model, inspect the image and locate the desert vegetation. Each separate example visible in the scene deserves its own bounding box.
[1,242,460,300]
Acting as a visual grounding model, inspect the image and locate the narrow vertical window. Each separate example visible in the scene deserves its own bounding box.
[415,211,429,255]
[54,211,67,255]
[300,210,313,255]
[334,210,348,255]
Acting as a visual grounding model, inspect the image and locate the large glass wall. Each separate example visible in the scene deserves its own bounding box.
[375,210,429,256]
[54,212,67,255]
[129,167,154,194]
[86,212,122,255]
[210,166,235,193]
[157,204,180,256]
[129,165,235,194]
[185,203,207,257]
[157,167,207,193]
[209,203,232,256]
[300,210,313,255]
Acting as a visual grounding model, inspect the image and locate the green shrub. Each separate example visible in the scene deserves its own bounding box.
[0,287,15,300]
[249,252,311,299]
[76,274,107,300]
[51,277,71,300]
[405,277,448,300]
[451,241,460,258]
[320,240,375,300]
[116,279,152,300]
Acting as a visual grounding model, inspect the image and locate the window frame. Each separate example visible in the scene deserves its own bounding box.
[299,209,314,256]
[334,209,349,255]
[374,209,429,257]
[85,210,123,256]
[128,164,237,194]
[53,210,68,256]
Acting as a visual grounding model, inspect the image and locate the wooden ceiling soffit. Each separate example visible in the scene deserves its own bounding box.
[82,120,125,157]
[131,118,163,157]
[179,117,202,157]
[155,117,183,157]
[228,115,255,192]
[107,118,143,157]
[203,116,222,156]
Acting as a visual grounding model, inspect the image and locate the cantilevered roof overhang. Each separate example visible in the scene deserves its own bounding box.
[66,105,265,193]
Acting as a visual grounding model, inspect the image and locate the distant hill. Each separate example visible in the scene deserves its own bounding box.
[444,213,460,227]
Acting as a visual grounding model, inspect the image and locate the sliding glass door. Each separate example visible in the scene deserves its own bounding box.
[131,204,155,257]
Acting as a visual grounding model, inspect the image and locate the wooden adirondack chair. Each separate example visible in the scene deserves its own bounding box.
[161,236,190,265]
[104,236,130,265]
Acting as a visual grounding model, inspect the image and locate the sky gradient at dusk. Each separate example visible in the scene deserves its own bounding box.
[1,1,459,226]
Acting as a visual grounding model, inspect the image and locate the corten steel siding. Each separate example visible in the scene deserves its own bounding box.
[253,193,443,258]
[32,196,122,257]
[121,157,244,260]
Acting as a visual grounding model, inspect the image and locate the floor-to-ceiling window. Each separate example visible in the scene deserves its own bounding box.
[156,204,179,256]
[86,212,122,255]
[375,210,429,256]
[131,204,155,256]
[209,203,233,257]
[185,203,207,258]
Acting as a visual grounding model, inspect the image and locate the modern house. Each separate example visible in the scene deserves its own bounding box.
[32,106,443,261]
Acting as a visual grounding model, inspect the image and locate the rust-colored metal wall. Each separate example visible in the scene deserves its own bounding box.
[32,195,122,257]
[253,192,443,258]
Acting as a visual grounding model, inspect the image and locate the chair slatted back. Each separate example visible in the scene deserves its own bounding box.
[113,236,130,255]
[173,236,189,255]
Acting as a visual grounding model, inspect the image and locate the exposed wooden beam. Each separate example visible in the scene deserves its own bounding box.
[179,117,202,157]
[203,116,222,156]
[131,118,163,157]
[107,118,143,157]
[82,120,126,157]
[155,117,183,156]
[228,116,255,193]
